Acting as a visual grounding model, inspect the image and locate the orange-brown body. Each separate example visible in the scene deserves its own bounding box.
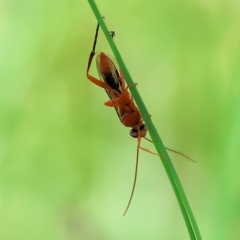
[86,22,193,216]
[88,51,147,138]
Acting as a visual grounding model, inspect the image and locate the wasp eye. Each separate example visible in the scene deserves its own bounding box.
[129,128,138,138]
[129,124,147,138]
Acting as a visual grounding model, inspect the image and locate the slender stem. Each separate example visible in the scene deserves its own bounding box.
[88,1,202,239]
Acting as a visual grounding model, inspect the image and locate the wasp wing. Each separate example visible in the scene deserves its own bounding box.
[96,53,123,120]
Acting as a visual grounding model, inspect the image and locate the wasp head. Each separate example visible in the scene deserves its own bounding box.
[129,124,147,138]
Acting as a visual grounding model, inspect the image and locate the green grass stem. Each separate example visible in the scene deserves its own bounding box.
[88,1,202,239]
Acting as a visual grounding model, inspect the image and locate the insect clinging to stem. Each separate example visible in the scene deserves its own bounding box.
[86,21,194,216]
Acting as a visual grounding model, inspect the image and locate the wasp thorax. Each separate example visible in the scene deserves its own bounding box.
[129,124,147,138]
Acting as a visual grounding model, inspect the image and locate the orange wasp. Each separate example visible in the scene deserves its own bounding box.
[86,22,194,215]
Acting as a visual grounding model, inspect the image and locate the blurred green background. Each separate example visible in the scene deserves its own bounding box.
[1,0,240,239]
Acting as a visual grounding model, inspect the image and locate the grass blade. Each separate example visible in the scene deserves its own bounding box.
[88,1,202,239]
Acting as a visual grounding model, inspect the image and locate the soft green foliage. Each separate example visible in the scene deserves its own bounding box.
[1,0,240,239]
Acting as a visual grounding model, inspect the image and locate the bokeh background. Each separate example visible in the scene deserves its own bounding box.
[1,0,240,239]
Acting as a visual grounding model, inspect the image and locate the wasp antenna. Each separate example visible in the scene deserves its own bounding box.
[123,134,141,216]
